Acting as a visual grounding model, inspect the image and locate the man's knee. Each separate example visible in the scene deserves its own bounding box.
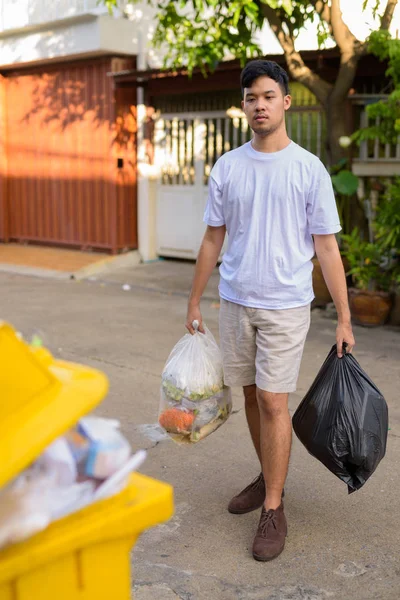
[256,388,288,419]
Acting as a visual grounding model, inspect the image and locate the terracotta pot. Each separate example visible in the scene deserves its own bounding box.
[312,256,349,307]
[349,288,392,327]
[312,258,331,307]
[389,292,400,326]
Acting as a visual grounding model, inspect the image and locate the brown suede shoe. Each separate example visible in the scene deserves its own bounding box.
[228,473,285,515]
[252,503,287,561]
[228,473,265,514]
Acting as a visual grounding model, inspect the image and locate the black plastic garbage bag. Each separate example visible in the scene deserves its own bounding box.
[293,345,388,494]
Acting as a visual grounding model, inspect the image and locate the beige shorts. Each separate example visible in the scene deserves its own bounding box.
[219,299,311,393]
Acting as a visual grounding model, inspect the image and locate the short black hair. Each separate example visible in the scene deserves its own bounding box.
[240,60,290,96]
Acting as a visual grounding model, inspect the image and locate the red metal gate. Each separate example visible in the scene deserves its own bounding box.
[0,75,7,242]
[1,58,137,253]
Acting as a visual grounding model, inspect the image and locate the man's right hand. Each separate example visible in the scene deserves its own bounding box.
[186,303,205,335]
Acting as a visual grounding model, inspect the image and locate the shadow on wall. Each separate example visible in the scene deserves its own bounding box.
[18,65,139,161]
[19,68,109,132]
[1,59,138,252]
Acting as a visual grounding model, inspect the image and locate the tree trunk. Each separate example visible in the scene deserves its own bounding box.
[324,92,367,234]
[324,93,351,166]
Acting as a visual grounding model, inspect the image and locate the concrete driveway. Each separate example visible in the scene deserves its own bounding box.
[1,260,399,600]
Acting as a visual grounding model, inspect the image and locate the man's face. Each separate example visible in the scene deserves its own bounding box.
[241,76,291,137]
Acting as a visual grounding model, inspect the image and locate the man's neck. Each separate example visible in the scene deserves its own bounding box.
[251,130,291,154]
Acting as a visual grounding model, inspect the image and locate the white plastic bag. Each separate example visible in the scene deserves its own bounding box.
[0,464,95,549]
[162,324,224,401]
[36,437,77,486]
[159,324,232,443]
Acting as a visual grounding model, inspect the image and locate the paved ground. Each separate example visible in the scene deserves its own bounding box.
[2,260,399,600]
[0,243,104,272]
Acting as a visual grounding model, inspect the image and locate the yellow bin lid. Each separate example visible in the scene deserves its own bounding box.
[0,323,109,489]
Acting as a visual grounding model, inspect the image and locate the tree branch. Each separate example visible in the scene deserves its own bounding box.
[260,3,332,104]
[309,0,333,36]
[331,53,360,102]
[314,0,331,25]
[330,0,358,52]
[380,0,398,30]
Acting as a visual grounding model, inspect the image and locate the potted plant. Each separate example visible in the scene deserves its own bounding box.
[375,180,400,325]
[341,228,394,326]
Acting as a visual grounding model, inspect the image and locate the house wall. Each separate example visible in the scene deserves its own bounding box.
[0,15,139,69]
[0,1,163,71]
[2,57,138,251]
[0,75,8,241]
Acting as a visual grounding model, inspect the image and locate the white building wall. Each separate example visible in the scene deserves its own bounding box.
[0,1,165,69]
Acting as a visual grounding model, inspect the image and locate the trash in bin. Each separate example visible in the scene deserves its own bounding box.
[159,323,232,443]
[0,321,173,600]
[292,344,389,493]
[0,415,147,549]
[67,416,132,479]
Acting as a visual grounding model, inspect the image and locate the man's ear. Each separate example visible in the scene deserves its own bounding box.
[284,95,292,111]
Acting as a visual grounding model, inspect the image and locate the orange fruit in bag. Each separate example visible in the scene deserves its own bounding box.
[159,408,195,434]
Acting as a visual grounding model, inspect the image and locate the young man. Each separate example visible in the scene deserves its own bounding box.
[185,60,355,562]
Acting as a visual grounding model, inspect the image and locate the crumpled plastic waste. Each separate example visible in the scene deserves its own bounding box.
[0,417,146,550]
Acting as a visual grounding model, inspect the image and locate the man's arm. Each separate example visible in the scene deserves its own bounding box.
[314,234,355,357]
[186,225,226,334]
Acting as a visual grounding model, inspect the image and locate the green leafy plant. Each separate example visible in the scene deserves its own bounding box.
[353,29,400,147]
[331,170,359,196]
[375,179,400,248]
[329,158,360,235]
[341,228,394,292]
[374,179,400,288]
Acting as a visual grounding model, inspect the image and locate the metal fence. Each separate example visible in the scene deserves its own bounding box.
[350,94,400,177]
[358,114,400,161]
[156,106,326,186]
[156,95,400,186]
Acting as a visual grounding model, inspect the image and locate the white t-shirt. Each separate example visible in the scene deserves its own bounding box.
[204,141,341,309]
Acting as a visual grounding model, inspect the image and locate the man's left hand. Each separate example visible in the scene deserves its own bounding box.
[336,322,355,358]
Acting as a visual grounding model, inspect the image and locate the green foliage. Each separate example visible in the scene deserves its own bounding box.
[329,158,359,235]
[374,179,400,289]
[102,1,341,73]
[363,0,387,19]
[353,30,400,146]
[341,228,394,292]
[375,179,400,249]
[341,180,400,291]
[331,170,359,196]
[102,1,392,75]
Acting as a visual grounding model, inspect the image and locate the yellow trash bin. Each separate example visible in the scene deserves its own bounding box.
[0,323,174,600]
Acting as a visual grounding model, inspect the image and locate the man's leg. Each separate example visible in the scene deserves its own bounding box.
[219,298,266,515]
[256,389,291,510]
[252,386,291,560]
[228,384,265,514]
[243,384,262,464]
[251,306,310,561]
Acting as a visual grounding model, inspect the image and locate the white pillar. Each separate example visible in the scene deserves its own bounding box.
[193,119,207,253]
[136,30,158,262]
